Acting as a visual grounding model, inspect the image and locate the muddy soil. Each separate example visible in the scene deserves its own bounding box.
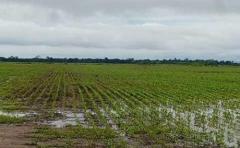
[0,124,34,148]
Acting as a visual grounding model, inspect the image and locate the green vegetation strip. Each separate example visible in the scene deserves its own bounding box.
[0,115,24,124]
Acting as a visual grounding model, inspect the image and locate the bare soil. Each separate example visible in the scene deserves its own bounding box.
[0,124,34,148]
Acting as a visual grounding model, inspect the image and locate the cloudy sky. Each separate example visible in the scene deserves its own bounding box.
[0,0,239,60]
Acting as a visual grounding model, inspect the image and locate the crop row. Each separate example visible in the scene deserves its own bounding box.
[7,69,240,146]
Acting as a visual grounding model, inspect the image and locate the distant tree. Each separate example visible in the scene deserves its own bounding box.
[0,56,238,66]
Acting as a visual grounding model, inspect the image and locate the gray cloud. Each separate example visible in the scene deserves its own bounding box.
[0,0,240,60]
[3,0,240,15]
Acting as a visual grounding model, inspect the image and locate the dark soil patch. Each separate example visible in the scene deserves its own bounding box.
[0,124,35,148]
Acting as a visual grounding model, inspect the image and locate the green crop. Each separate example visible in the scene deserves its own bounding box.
[0,63,240,147]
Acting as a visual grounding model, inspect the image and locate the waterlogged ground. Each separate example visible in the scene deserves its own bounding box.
[1,100,240,147]
[0,63,240,147]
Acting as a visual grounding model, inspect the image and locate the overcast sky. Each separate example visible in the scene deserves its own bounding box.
[0,0,239,60]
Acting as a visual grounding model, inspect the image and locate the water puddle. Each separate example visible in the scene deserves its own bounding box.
[45,110,87,128]
[100,108,119,130]
[45,109,120,130]
[156,101,240,147]
[0,110,37,118]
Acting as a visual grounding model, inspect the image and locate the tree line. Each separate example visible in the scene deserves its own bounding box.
[0,56,239,66]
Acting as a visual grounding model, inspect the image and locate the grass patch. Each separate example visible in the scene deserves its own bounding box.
[0,115,24,124]
[0,99,22,111]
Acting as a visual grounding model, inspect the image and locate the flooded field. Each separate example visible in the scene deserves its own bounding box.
[1,100,240,147]
[1,63,240,147]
